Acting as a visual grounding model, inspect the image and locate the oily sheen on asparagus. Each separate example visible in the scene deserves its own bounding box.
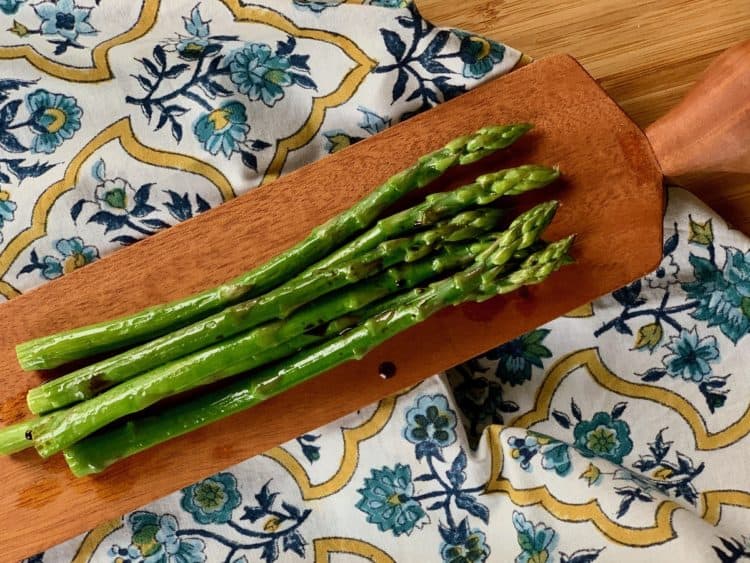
[16,124,532,371]
[0,123,575,477]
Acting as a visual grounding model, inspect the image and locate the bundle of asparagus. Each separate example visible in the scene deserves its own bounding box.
[0,124,574,476]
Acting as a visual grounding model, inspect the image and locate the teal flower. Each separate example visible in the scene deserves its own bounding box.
[229,44,292,107]
[41,237,98,279]
[441,527,490,563]
[0,0,24,15]
[33,0,96,42]
[455,31,505,79]
[507,432,571,476]
[176,5,211,60]
[404,394,457,448]
[193,101,249,157]
[512,511,556,563]
[0,190,16,244]
[356,464,426,536]
[662,327,720,382]
[26,88,82,154]
[683,249,750,343]
[115,511,206,563]
[484,329,552,386]
[573,411,633,464]
[181,472,241,525]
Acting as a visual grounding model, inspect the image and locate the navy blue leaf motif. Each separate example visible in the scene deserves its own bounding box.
[164,63,190,79]
[111,235,139,246]
[290,73,317,90]
[289,54,310,71]
[422,30,450,60]
[138,57,159,77]
[427,500,445,510]
[153,44,167,67]
[256,481,278,510]
[141,218,171,230]
[251,139,272,150]
[571,398,582,422]
[135,183,153,204]
[392,68,408,102]
[164,190,193,221]
[0,131,27,153]
[4,159,56,181]
[396,15,415,28]
[261,540,279,563]
[171,120,183,142]
[133,74,154,91]
[241,505,265,522]
[422,59,451,74]
[155,112,169,131]
[241,151,258,171]
[203,43,223,57]
[276,36,296,57]
[282,531,305,557]
[70,200,85,222]
[610,402,627,420]
[0,99,21,125]
[0,78,37,103]
[415,439,443,461]
[612,280,646,308]
[414,473,436,481]
[88,211,128,233]
[0,169,9,183]
[552,410,571,429]
[433,76,466,101]
[663,229,679,256]
[455,493,490,524]
[447,449,467,488]
[281,501,301,520]
[196,194,211,213]
[640,368,667,382]
[613,319,633,335]
[381,29,406,60]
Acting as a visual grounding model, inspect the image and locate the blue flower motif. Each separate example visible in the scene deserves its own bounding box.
[573,411,633,464]
[33,0,96,42]
[683,248,750,343]
[440,527,490,563]
[507,432,571,476]
[41,237,98,279]
[662,327,720,382]
[229,43,293,107]
[25,88,82,154]
[455,31,505,79]
[356,464,426,536]
[293,0,344,12]
[512,511,556,563]
[0,190,16,244]
[193,101,249,157]
[181,472,241,525]
[118,512,206,563]
[176,4,212,59]
[0,0,24,15]
[404,394,458,448]
[484,329,552,386]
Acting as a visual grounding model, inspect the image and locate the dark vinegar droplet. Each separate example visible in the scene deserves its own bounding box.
[378,361,397,379]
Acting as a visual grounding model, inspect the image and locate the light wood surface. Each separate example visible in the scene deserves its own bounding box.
[0,55,664,560]
[419,0,750,231]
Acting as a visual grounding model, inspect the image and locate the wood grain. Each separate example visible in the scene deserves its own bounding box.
[0,55,663,559]
[419,0,750,230]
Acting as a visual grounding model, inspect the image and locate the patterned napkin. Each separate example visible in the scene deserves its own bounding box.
[2,1,749,562]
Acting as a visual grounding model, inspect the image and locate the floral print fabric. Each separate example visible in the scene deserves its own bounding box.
[3,1,749,562]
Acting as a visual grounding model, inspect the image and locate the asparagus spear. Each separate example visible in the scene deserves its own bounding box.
[17,124,531,371]
[25,209,502,415]
[31,203,558,459]
[62,234,574,476]
[303,164,559,273]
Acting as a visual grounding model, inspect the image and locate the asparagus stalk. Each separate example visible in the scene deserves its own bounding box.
[17,124,531,371]
[303,164,559,273]
[26,209,501,416]
[31,203,558,459]
[63,234,573,476]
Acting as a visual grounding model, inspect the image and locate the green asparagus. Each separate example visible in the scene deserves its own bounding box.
[62,234,574,476]
[303,164,559,273]
[17,124,531,371]
[25,209,502,415]
[32,203,557,458]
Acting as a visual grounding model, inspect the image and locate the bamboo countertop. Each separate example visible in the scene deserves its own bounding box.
[420,0,750,232]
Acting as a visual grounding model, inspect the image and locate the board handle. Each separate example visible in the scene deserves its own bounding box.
[646,39,750,178]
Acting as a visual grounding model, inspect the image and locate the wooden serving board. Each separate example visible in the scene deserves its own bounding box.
[0,54,662,559]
